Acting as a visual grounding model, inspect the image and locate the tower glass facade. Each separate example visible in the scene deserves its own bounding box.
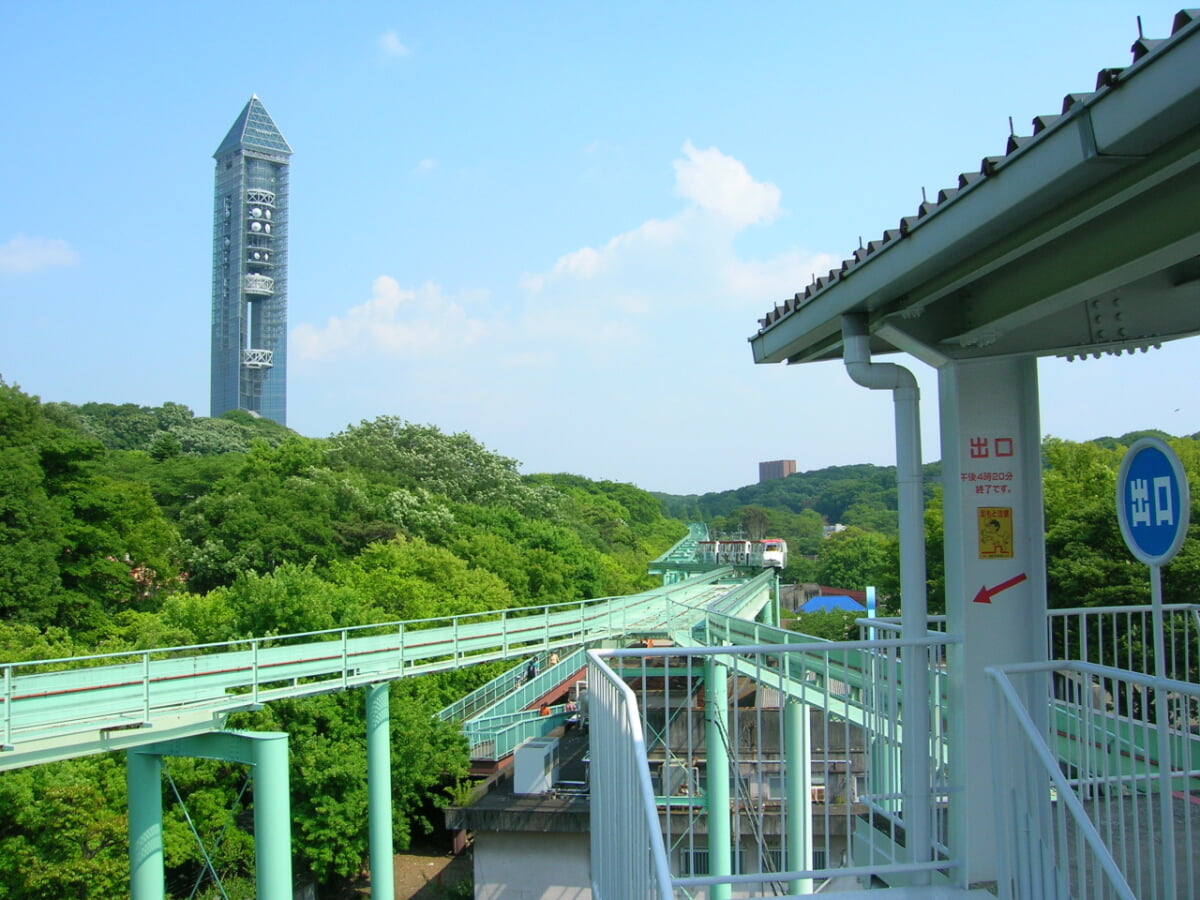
[211,96,292,425]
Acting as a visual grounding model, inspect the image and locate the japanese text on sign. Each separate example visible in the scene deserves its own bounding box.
[1128,477,1176,528]
[966,435,1016,494]
[970,436,1014,459]
[1116,437,1190,566]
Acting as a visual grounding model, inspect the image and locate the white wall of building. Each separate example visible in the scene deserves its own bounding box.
[474,832,591,900]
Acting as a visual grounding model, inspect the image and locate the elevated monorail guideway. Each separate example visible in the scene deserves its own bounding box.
[0,573,736,772]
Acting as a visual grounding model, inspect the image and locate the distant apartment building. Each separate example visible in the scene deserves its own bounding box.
[211,96,292,425]
[758,459,796,482]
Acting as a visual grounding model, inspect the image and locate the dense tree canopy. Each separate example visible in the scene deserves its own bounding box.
[0,384,687,897]
[1,381,1196,897]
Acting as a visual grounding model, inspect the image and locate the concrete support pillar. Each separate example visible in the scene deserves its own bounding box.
[940,356,1047,885]
[705,657,732,900]
[785,699,813,894]
[128,749,165,900]
[366,682,395,899]
[249,733,293,900]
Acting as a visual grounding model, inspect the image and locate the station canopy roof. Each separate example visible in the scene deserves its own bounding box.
[749,11,1200,371]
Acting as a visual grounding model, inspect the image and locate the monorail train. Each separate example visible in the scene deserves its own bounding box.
[759,538,788,569]
[697,538,788,569]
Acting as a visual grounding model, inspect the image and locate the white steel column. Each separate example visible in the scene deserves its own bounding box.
[940,356,1047,885]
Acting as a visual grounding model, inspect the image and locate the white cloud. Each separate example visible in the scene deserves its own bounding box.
[379,31,409,57]
[673,141,782,228]
[287,142,849,491]
[519,142,823,327]
[413,158,437,174]
[722,250,839,301]
[0,235,79,275]
[293,143,830,425]
[292,276,485,361]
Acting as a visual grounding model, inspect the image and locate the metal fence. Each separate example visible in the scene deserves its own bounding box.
[588,649,673,900]
[588,633,956,899]
[1048,603,1200,685]
[988,658,1200,900]
[439,645,589,725]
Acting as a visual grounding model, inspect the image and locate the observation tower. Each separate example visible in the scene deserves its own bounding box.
[210,96,292,424]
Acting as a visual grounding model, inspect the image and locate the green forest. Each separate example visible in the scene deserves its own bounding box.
[0,380,685,898]
[1,375,1198,897]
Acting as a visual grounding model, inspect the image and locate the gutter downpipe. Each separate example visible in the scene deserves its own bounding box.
[841,314,932,885]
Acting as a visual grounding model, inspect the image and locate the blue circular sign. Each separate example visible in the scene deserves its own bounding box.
[1116,438,1191,565]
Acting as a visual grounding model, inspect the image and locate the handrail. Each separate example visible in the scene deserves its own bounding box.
[987,662,1138,900]
[587,650,674,900]
[0,576,737,770]
[590,636,956,896]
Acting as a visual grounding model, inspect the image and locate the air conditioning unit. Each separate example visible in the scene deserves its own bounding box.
[514,737,560,795]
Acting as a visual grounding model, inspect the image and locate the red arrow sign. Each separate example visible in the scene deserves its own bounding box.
[973,572,1028,604]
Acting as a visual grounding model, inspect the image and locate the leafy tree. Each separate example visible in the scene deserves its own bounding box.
[329,537,515,622]
[742,505,770,541]
[816,526,890,592]
[0,382,183,629]
[0,621,79,662]
[56,401,163,451]
[177,439,349,591]
[106,450,245,521]
[169,416,283,456]
[0,447,63,624]
[210,562,379,639]
[0,382,68,624]
[327,417,555,516]
[0,756,130,899]
[785,608,860,641]
[1041,438,1143,609]
[149,431,183,461]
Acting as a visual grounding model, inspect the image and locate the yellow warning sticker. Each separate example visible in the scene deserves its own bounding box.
[978,507,1014,559]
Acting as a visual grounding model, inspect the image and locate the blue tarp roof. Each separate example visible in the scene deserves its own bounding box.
[801,595,863,613]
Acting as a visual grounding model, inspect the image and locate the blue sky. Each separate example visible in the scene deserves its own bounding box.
[2,2,1196,494]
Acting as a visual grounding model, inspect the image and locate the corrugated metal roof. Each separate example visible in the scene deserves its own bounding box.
[752,10,1200,338]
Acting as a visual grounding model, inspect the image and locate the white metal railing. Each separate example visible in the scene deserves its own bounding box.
[988,658,1200,900]
[589,650,673,900]
[862,614,949,635]
[1048,604,1200,686]
[589,635,956,898]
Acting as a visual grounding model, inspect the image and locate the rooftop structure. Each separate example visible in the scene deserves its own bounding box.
[759,460,797,483]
